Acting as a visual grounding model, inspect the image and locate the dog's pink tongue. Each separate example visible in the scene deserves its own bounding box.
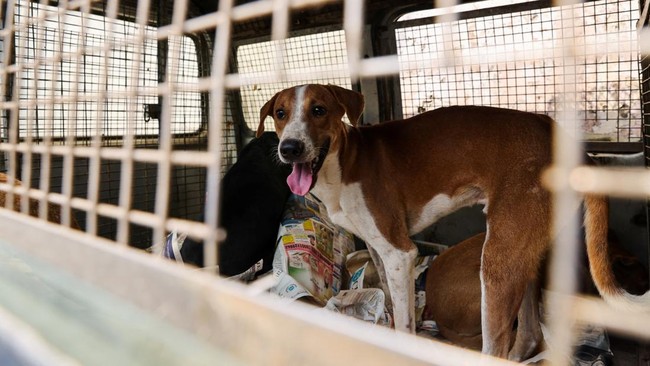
[287,163,313,196]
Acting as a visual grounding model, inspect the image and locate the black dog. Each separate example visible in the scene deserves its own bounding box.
[180,132,291,277]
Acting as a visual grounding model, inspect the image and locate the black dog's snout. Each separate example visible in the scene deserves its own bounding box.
[279,139,305,160]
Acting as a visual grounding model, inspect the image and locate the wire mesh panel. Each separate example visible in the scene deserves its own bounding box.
[4,0,222,248]
[236,29,352,132]
[643,0,650,163]
[0,0,649,364]
[13,0,159,139]
[396,0,641,143]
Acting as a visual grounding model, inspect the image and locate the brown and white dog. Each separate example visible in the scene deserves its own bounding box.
[257,84,650,359]
[425,232,543,360]
[425,231,648,360]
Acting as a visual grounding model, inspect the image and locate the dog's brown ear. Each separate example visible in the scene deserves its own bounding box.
[326,84,365,126]
[258,93,278,137]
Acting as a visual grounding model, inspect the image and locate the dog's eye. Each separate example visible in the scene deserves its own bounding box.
[276,109,286,119]
[312,106,326,117]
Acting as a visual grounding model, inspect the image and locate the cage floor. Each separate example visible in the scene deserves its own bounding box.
[0,240,241,365]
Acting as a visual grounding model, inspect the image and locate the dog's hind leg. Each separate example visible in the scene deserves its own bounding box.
[480,200,549,358]
[481,236,528,357]
[508,280,543,361]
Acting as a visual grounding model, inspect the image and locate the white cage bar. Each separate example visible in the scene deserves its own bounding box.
[0,0,648,364]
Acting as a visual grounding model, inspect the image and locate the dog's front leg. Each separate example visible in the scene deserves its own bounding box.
[369,240,418,333]
[366,246,393,312]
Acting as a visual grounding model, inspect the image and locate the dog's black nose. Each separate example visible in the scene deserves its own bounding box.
[279,139,305,159]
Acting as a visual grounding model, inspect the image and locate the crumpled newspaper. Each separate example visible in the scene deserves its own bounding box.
[270,194,356,305]
[324,289,391,326]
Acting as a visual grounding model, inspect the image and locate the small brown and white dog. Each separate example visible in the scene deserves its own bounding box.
[257,84,650,359]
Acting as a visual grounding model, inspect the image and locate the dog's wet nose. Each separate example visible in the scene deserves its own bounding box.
[279,139,305,160]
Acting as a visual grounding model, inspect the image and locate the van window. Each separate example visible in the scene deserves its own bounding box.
[11,0,202,140]
[396,0,641,142]
[237,29,352,132]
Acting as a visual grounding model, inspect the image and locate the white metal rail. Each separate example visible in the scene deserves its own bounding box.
[0,0,648,364]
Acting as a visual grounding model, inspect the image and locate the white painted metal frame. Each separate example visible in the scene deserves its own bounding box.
[0,0,649,364]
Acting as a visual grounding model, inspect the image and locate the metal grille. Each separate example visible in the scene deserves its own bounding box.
[236,29,352,132]
[5,0,220,248]
[0,0,648,364]
[12,0,204,139]
[643,0,650,163]
[396,0,642,143]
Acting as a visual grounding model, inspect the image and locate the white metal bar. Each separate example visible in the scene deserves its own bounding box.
[37,0,69,223]
[19,0,44,218]
[545,0,586,364]
[343,0,363,81]
[0,0,647,364]
[0,145,218,169]
[156,0,338,40]
[151,0,189,252]
[271,0,290,82]
[0,21,640,99]
[115,0,152,246]
[86,0,119,236]
[0,0,18,209]
[543,165,650,200]
[0,208,520,366]
[204,0,235,273]
[60,0,89,229]
[572,295,650,340]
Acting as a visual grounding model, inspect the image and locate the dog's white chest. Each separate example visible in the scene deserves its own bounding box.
[318,185,363,236]
[315,182,381,243]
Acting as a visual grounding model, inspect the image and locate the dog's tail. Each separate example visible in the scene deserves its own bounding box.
[584,194,650,311]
